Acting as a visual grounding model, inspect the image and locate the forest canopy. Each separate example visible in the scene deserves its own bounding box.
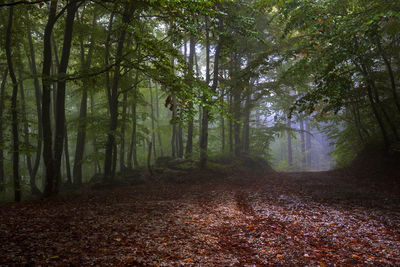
[0,0,399,201]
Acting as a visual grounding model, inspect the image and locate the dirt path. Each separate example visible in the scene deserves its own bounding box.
[0,171,399,266]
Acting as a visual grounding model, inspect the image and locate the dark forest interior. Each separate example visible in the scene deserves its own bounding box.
[0,0,399,265]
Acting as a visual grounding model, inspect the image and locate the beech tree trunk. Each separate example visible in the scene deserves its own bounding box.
[0,68,7,192]
[104,3,132,182]
[53,0,78,192]
[73,14,96,185]
[305,119,312,168]
[300,118,306,168]
[155,83,163,156]
[287,119,293,167]
[185,36,195,158]
[27,26,42,195]
[120,91,128,171]
[128,69,139,168]
[5,4,21,202]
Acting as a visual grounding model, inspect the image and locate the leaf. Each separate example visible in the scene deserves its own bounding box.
[186,258,195,262]
[115,238,121,242]
[351,254,360,258]
[276,254,284,258]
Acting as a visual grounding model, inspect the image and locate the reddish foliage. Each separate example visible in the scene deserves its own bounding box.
[0,170,399,266]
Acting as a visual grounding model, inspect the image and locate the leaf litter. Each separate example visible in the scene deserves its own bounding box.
[0,170,399,266]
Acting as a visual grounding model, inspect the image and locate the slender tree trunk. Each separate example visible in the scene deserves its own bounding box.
[5,4,21,202]
[229,92,233,154]
[41,0,58,197]
[53,0,78,192]
[242,85,251,154]
[287,119,293,167]
[200,17,210,167]
[120,91,128,171]
[155,83,163,156]
[73,13,96,185]
[0,68,7,192]
[149,79,156,158]
[64,125,72,184]
[300,117,306,168]
[221,88,225,153]
[177,121,184,158]
[104,3,132,182]
[128,69,139,168]
[27,26,42,195]
[19,70,41,195]
[90,88,101,173]
[305,119,312,168]
[147,141,153,176]
[185,36,195,158]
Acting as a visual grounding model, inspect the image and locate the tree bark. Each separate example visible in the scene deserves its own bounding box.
[185,36,195,158]
[242,84,251,154]
[52,0,78,193]
[73,12,96,185]
[104,3,132,182]
[26,26,43,195]
[299,117,306,168]
[287,119,293,167]
[305,119,312,168]
[0,68,7,192]
[41,0,58,197]
[155,83,163,156]
[5,4,21,202]
[120,91,128,171]
[149,79,156,159]
[128,69,139,168]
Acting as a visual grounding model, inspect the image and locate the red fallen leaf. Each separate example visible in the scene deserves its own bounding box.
[186,258,195,262]
[276,254,284,258]
[352,254,360,258]
[317,262,326,267]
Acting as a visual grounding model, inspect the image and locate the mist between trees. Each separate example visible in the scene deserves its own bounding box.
[0,0,399,201]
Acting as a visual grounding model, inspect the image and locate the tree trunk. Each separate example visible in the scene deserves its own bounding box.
[305,119,312,168]
[128,69,139,168]
[149,79,156,159]
[185,36,195,158]
[221,88,225,153]
[5,4,21,202]
[104,3,132,182]
[120,90,128,171]
[200,17,210,167]
[0,68,7,192]
[147,141,153,176]
[229,92,233,154]
[287,119,293,167]
[155,83,163,156]
[64,125,72,184]
[242,85,251,154]
[73,13,96,185]
[299,117,306,169]
[19,70,41,195]
[27,26,42,195]
[53,0,78,193]
[41,0,58,197]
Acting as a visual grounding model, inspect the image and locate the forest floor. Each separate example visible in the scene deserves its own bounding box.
[0,164,400,266]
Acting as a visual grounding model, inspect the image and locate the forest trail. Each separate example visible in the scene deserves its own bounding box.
[1,170,399,266]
